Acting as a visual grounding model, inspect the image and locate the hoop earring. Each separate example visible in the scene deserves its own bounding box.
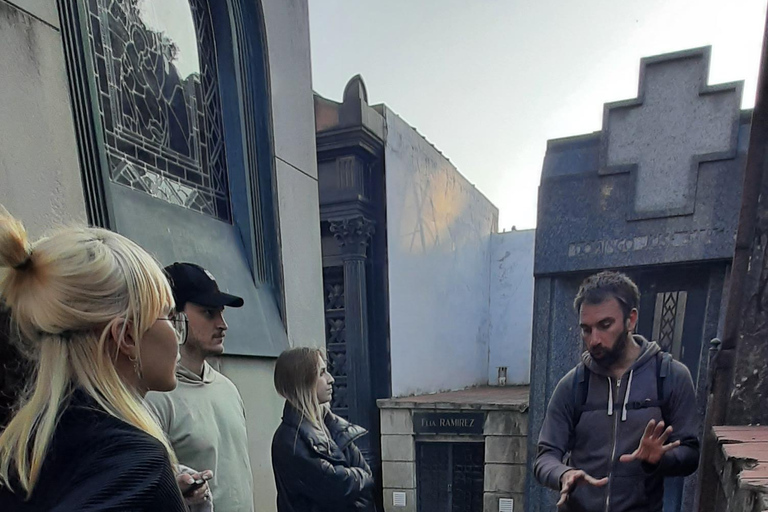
[129,354,143,380]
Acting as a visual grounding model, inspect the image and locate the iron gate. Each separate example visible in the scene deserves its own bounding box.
[416,442,484,512]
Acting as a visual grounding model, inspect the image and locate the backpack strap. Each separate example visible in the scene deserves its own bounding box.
[573,351,673,422]
[572,362,590,427]
[656,351,673,422]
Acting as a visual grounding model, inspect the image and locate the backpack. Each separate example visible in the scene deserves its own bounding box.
[571,350,673,427]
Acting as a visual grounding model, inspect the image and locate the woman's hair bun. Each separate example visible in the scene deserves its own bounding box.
[0,206,32,271]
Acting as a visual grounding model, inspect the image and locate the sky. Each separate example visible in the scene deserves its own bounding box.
[308,0,767,230]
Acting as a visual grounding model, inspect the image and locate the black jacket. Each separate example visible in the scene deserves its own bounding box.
[272,403,375,512]
[0,389,186,511]
[534,337,700,512]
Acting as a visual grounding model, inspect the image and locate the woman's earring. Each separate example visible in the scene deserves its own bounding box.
[129,354,143,380]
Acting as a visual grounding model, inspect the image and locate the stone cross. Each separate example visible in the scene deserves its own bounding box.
[600,47,742,220]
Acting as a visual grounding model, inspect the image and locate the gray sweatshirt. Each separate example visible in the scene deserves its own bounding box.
[146,363,254,512]
[534,336,699,512]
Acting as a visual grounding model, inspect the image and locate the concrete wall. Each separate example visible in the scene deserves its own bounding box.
[383,107,499,396]
[262,0,325,350]
[489,230,535,386]
[0,1,324,510]
[0,0,87,235]
[221,0,324,507]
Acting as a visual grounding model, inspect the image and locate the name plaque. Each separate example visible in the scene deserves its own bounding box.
[413,412,485,435]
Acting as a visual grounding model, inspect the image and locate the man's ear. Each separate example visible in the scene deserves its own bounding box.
[627,308,639,333]
[111,318,137,358]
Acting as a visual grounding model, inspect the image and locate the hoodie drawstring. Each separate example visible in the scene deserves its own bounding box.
[621,369,634,422]
[607,377,614,416]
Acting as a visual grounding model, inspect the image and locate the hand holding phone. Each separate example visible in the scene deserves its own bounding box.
[182,478,207,497]
[178,470,212,499]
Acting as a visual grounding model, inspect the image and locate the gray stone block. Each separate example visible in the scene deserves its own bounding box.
[382,461,416,489]
[485,435,527,464]
[7,0,60,29]
[484,411,528,436]
[381,409,413,435]
[535,48,748,276]
[483,492,525,512]
[381,435,415,462]
[484,464,526,493]
[383,488,416,512]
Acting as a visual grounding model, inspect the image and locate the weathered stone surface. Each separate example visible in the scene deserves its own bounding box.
[711,426,768,512]
[727,198,768,424]
[382,461,416,489]
[380,409,413,435]
[484,411,528,436]
[381,435,415,462]
[601,49,740,219]
[535,48,747,276]
[484,463,526,493]
[485,435,527,464]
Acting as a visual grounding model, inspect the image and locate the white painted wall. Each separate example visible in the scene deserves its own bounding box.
[0,1,86,236]
[489,229,535,385]
[383,107,499,397]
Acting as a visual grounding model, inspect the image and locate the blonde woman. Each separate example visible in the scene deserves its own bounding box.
[271,347,376,512]
[0,208,193,510]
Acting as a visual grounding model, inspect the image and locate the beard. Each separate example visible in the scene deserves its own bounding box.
[589,328,630,368]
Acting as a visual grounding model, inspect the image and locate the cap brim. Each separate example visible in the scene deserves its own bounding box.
[189,291,244,308]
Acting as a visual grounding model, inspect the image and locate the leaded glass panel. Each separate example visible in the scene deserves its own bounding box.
[85,0,231,221]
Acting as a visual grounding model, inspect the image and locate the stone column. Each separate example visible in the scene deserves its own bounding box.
[329,216,376,455]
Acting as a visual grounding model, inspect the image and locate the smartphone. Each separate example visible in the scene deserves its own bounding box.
[182,478,206,497]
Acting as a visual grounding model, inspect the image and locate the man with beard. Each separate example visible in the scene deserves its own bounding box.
[534,271,699,511]
[146,263,255,512]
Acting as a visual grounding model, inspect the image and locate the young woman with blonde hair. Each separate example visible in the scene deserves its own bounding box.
[271,346,376,512]
[0,207,190,510]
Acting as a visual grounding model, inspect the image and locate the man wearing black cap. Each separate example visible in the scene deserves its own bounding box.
[146,263,254,512]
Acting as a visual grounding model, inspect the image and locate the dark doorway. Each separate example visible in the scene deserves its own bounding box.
[416,442,484,512]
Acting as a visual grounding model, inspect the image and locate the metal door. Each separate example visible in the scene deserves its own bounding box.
[416,442,484,512]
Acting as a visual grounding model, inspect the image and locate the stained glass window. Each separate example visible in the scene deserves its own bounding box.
[85,0,231,221]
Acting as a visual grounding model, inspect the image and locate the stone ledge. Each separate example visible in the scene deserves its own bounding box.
[712,426,768,511]
[377,386,530,412]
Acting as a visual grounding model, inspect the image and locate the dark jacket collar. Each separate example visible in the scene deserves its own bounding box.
[281,402,367,452]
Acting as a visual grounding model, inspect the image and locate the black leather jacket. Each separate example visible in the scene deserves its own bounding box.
[271,403,376,512]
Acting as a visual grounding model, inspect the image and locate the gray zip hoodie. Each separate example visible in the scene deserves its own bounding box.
[534,336,699,512]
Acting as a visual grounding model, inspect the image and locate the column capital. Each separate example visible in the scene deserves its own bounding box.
[329,216,375,256]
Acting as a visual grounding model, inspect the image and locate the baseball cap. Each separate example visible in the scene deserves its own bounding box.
[164,262,244,309]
